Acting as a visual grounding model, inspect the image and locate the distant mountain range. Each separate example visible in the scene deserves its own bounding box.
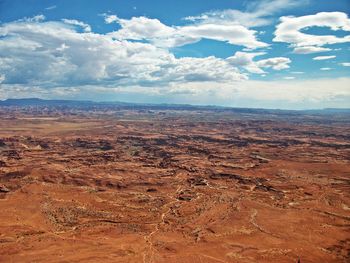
[0,98,349,114]
[0,98,95,106]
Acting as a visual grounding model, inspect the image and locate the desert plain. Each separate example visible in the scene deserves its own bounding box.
[0,102,349,263]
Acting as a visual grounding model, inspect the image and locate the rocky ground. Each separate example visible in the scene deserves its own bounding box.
[0,106,349,262]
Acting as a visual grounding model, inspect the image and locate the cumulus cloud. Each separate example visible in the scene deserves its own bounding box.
[178,24,267,49]
[107,15,267,49]
[104,0,305,50]
[1,9,349,109]
[340,62,350,67]
[226,51,291,74]
[321,67,332,71]
[227,52,266,74]
[256,57,291,70]
[104,14,119,24]
[274,12,350,53]
[156,56,247,83]
[0,13,290,92]
[107,16,175,41]
[0,17,256,90]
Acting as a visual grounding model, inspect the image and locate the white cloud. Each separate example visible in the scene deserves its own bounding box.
[227,51,291,74]
[107,16,267,49]
[227,52,266,74]
[108,16,175,41]
[1,10,348,109]
[104,14,120,24]
[0,14,286,92]
[321,67,332,71]
[291,71,304,74]
[45,5,57,10]
[256,57,291,70]
[56,43,69,51]
[0,18,253,90]
[155,56,248,83]
[283,76,295,80]
[184,0,305,28]
[293,46,332,54]
[0,74,5,83]
[177,24,267,49]
[21,15,46,23]
[61,19,91,32]
[184,9,269,28]
[274,12,350,53]
[340,62,350,67]
[313,55,336,60]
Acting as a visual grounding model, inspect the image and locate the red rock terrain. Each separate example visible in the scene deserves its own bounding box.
[0,105,349,262]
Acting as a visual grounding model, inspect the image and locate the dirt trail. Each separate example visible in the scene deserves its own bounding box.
[143,174,183,263]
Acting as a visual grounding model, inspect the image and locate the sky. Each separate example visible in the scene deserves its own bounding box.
[0,0,349,109]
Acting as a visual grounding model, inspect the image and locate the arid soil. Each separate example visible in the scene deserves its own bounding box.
[0,106,349,263]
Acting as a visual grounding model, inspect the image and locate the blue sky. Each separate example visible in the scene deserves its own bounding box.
[0,0,349,109]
